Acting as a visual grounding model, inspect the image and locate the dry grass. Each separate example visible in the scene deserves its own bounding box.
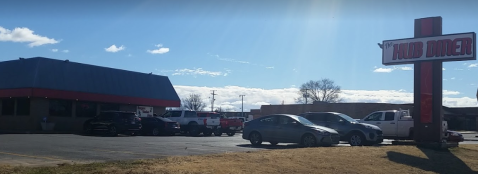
[1,145,478,174]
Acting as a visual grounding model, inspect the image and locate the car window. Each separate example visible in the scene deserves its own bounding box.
[308,113,327,121]
[185,111,197,118]
[98,112,113,120]
[364,112,383,121]
[278,116,295,125]
[164,111,181,118]
[259,116,277,125]
[326,114,341,122]
[385,112,395,121]
[198,113,208,117]
[121,113,136,120]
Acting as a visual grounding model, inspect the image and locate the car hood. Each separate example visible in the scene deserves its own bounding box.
[357,123,381,130]
[307,125,339,134]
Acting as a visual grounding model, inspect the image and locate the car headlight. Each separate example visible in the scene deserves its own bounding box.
[316,130,330,136]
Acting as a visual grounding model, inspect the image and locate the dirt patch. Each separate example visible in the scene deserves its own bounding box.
[1,145,477,174]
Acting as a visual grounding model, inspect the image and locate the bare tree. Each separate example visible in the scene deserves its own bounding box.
[181,94,207,111]
[296,78,342,104]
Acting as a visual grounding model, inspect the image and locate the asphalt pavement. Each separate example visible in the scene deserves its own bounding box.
[0,133,475,167]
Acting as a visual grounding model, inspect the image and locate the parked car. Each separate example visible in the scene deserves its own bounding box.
[445,130,464,142]
[299,112,383,146]
[161,110,220,136]
[197,112,243,136]
[359,110,448,140]
[83,111,142,136]
[242,114,340,147]
[140,117,180,136]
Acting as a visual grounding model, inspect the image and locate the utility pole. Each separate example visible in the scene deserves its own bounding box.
[303,89,310,104]
[211,90,217,112]
[239,95,245,117]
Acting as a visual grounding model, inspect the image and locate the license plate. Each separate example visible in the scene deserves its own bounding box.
[229,127,236,130]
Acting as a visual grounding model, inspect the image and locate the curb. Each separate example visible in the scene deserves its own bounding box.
[465,139,478,141]
[0,131,81,134]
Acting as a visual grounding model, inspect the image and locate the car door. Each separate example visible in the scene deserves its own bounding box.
[274,116,302,143]
[256,116,278,142]
[381,112,397,136]
[325,113,347,136]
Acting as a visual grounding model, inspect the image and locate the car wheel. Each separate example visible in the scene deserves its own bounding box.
[227,132,236,136]
[203,129,213,136]
[349,133,365,146]
[249,132,262,146]
[270,142,278,146]
[189,126,200,137]
[108,126,118,137]
[214,129,223,136]
[152,128,160,136]
[301,134,317,147]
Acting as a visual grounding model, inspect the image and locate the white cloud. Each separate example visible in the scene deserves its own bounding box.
[265,66,274,69]
[172,86,478,111]
[172,68,224,77]
[218,58,250,64]
[468,63,478,68]
[451,77,456,80]
[373,68,393,73]
[127,54,132,57]
[443,68,446,71]
[51,49,58,52]
[105,45,125,53]
[0,26,59,47]
[62,50,69,53]
[147,44,169,54]
[443,90,460,96]
[398,66,413,71]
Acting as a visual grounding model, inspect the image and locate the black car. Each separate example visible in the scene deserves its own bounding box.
[83,111,142,136]
[140,117,180,136]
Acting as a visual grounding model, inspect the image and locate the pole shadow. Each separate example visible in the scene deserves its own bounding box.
[387,147,477,174]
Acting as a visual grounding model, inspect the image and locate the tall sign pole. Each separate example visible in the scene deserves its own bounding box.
[382,16,476,148]
[239,95,245,117]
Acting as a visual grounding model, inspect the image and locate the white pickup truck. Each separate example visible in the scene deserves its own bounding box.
[161,110,220,137]
[359,110,447,140]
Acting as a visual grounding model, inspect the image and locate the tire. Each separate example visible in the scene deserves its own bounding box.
[227,132,236,136]
[408,131,414,140]
[152,128,160,136]
[270,142,278,146]
[349,132,365,146]
[249,132,262,146]
[189,125,200,137]
[214,129,223,136]
[301,134,317,147]
[108,126,118,137]
[203,129,213,136]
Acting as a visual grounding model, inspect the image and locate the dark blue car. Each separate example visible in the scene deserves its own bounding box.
[140,117,180,136]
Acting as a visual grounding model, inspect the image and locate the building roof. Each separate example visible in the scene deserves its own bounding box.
[0,57,180,106]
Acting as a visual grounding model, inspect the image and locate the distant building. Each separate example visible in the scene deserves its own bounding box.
[0,57,180,132]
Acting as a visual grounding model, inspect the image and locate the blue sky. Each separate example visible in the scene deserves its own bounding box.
[1,0,477,110]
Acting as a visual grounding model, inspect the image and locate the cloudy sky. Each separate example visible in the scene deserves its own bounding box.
[1,0,478,111]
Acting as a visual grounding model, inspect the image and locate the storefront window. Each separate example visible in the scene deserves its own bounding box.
[49,99,72,117]
[76,101,97,117]
[1,98,15,115]
[16,98,30,115]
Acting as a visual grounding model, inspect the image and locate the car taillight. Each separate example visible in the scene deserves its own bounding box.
[137,117,141,121]
[244,122,249,127]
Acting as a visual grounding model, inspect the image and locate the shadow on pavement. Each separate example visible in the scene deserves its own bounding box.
[387,147,476,174]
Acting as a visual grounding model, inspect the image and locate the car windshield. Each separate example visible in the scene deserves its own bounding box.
[338,114,358,123]
[296,116,315,126]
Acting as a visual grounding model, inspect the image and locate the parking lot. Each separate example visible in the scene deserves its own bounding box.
[0,133,476,167]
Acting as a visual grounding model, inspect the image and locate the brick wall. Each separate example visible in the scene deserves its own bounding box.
[257,103,414,119]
